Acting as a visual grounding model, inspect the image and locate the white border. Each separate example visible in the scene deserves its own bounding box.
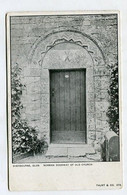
[0,0,127,194]
[7,10,122,191]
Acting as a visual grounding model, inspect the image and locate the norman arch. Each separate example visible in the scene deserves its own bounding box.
[26,30,109,145]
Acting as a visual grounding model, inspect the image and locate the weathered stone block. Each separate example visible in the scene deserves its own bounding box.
[87,123,95,131]
[40,122,49,130]
[94,79,101,89]
[24,76,40,85]
[96,119,102,129]
[25,102,41,111]
[24,68,41,77]
[27,120,41,128]
[23,94,41,103]
[26,83,41,94]
[26,113,41,121]
[41,117,49,125]
[87,93,94,102]
[88,131,96,141]
[86,68,94,78]
[41,82,49,94]
[38,131,49,140]
[87,112,95,120]
[102,121,109,131]
[94,67,109,76]
[87,113,95,131]
[26,107,41,115]
[96,101,109,112]
[100,90,109,101]
[86,82,94,93]
[96,112,102,119]
[96,131,103,140]
[95,91,101,101]
[101,112,107,120]
[101,79,109,89]
[95,89,109,101]
[41,69,49,78]
[41,111,49,118]
[87,101,95,113]
[41,104,49,116]
[21,113,26,120]
[22,89,27,96]
[41,94,49,104]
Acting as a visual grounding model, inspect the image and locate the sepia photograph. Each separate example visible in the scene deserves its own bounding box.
[8,12,120,164]
[6,11,123,191]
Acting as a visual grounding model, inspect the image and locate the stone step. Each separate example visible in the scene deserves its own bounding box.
[49,144,92,148]
[46,147,68,157]
[46,144,95,157]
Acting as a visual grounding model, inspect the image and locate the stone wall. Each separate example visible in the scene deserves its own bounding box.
[10,14,118,145]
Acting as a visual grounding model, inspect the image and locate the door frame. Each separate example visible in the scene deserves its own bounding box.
[49,68,87,144]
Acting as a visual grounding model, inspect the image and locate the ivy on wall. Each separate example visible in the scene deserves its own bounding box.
[107,63,119,135]
[11,63,47,155]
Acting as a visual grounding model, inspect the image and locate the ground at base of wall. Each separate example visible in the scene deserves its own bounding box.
[14,152,101,163]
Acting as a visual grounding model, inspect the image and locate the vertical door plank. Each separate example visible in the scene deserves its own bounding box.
[75,71,81,131]
[59,71,65,131]
[50,72,56,132]
[55,72,60,131]
[64,71,70,131]
[80,71,85,133]
[70,71,76,131]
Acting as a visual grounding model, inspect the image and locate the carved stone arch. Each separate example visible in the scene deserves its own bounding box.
[28,30,106,66]
[26,30,109,145]
[42,41,93,69]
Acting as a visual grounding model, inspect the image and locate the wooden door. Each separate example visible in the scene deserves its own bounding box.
[50,69,86,144]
